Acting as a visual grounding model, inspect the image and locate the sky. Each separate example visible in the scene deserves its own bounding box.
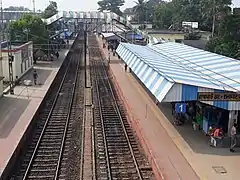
[2,0,240,11]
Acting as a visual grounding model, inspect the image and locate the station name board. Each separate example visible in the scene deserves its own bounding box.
[198,92,240,101]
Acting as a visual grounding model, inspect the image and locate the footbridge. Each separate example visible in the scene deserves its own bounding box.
[43,11,158,44]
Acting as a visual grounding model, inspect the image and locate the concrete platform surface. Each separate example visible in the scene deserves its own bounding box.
[97,36,240,180]
[0,48,71,177]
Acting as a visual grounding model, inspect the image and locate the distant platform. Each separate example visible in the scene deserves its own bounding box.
[0,41,73,179]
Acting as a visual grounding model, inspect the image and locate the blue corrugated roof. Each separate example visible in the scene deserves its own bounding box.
[117,42,240,92]
[117,43,174,102]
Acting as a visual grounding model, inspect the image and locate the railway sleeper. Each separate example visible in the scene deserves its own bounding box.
[104,122,123,125]
[43,134,64,138]
[32,163,56,168]
[108,149,131,153]
[106,139,128,143]
[43,131,64,135]
[98,155,107,160]
[111,171,138,176]
[113,177,140,180]
[44,127,65,131]
[30,168,56,173]
[47,122,67,126]
[107,144,130,148]
[105,134,126,137]
[111,165,137,170]
[40,142,62,146]
[27,175,54,179]
[108,149,131,154]
[36,151,59,155]
[109,156,133,161]
[40,138,63,143]
[139,166,153,171]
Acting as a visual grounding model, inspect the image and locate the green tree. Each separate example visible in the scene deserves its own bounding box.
[8,14,48,44]
[145,0,165,23]
[133,0,147,23]
[154,2,174,29]
[42,1,58,19]
[200,0,231,32]
[4,6,30,11]
[98,0,125,16]
[206,13,240,58]
[154,0,232,31]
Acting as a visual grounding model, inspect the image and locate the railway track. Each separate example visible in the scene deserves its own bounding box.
[9,37,84,180]
[89,35,155,180]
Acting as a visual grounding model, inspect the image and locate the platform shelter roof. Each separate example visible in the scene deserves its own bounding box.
[116,42,240,107]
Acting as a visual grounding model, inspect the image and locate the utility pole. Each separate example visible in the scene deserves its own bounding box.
[84,23,87,88]
[0,0,4,40]
[7,29,14,94]
[212,0,216,37]
[32,0,35,13]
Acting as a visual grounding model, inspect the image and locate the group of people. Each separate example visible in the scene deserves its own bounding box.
[209,123,238,152]
[50,51,60,61]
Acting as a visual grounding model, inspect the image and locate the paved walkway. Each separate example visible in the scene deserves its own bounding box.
[97,36,240,180]
[0,44,72,178]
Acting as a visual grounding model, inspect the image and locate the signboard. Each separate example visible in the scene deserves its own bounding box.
[198,92,240,101]
[175,103,187,113]
[182,21,199,29]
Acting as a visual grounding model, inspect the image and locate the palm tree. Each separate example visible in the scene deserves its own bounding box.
[134,0,147,23]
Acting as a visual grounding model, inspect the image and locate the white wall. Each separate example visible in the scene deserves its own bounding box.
[2,43,33,82]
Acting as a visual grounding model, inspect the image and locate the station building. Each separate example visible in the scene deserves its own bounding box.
[116,42,240,137]
[1,41,33,82]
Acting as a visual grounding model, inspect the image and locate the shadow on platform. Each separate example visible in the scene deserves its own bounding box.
[158,102,240,156]
[34,60,64,69]
[0,97,30,138]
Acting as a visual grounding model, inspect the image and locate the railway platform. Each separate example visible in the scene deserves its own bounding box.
[97,35,240,180]
[0,43,73,178]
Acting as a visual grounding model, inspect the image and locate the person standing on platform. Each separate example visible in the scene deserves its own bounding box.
[124,64,127,71]
[230,123,238,152]
[113,48,116,56]
[33,70,38,85]
[55,51,59,59]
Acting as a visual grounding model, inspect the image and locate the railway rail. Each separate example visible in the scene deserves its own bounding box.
[89,34,155,180]
[9,36,84,180]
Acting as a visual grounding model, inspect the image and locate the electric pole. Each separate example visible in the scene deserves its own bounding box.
[7,28,14,94]
[84,23,87,88]
[0,0,4,40]
[212,0,216,37]
[32,0,35,13]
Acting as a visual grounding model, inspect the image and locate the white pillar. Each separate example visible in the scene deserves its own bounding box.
[228,110,238,136]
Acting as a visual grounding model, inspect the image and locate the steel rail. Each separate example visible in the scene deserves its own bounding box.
[22,55,75,180]
[92,45,143,179]
[54,49,81,180]
[95,78,112,180]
